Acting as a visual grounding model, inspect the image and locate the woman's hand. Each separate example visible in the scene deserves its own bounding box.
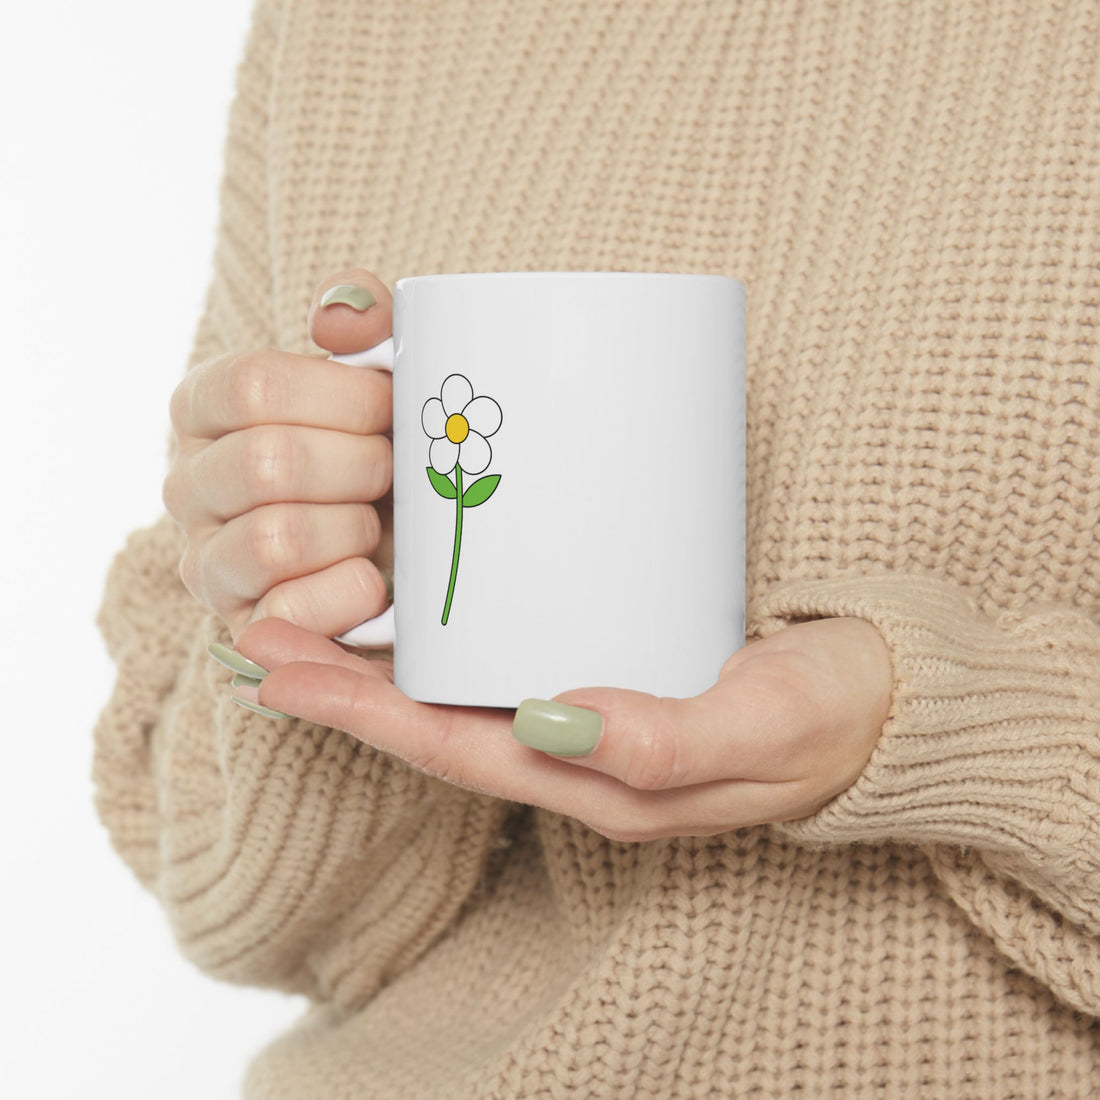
[228,615,893,840]
[164,270,395,642]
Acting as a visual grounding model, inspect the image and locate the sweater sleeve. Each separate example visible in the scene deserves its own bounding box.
[92,0,512,1010]
[750,573,1100,1018]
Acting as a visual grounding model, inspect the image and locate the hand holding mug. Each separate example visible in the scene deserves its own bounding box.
[212,267,892,837]
[163,270,396,641]
[229,614,892,840]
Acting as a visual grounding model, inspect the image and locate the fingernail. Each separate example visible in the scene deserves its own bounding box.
[382,567,394,604]
[234,682,260,704]
[320,284,376,311]
[512,699,603,756]
[207,643,268,679]
[231,674,264,705]
[231,697,293,721]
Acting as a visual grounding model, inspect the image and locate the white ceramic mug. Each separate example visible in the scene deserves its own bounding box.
[331,271,745,708]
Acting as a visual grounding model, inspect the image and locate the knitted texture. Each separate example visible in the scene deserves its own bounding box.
[93,0,1100,1095]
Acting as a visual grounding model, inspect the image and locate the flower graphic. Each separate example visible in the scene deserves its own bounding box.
[421,373,502,476]
[422,374,502,625]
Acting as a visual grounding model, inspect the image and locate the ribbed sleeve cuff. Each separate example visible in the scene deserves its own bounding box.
[749,574,1100,861]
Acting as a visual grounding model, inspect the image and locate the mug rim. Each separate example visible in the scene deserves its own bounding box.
[395,270,746,290]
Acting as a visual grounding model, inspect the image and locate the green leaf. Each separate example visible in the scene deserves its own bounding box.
[462,474,501,508]
[426,467,457,498]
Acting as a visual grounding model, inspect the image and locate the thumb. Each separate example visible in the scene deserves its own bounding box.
[308,268,394,355]
[511,670,793,792]
[512,686,721,791]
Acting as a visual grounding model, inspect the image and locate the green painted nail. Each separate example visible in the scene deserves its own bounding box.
[232,673,265,690]
[207,643,268,679]
[512,699,603,756]
[231,697,292,721]
[320,284,376,311]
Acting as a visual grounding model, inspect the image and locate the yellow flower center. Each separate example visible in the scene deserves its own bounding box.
[446,413,470,444]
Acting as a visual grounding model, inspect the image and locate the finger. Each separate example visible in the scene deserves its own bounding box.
[236,620,806,838]
[168,425,392,525]
[249,638,602,806]
[172,348,393,440]
[511,688,714,790]
[237,619,603,798]
[308,269,394,355]
[189,501,381,615]
[516,674,806,792]
[235,622,665,810]
[243,556,392,641]
[238,616,392,676]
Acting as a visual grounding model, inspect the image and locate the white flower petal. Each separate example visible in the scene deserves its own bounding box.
[421,397,447,438]
[462,395,502,438]
[429,436,460,476]
[457,430,491,476]
[441,373,474,416]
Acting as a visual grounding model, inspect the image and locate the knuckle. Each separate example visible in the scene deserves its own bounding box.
[367,374,393,433]
[620,703,687,792]
[240,426,297,498]
[411,715,458,780]
[361,372,395,434]
[257,580,310,627]
[178,541,204,602]
[343,554,387,610]
[245,505,305,577]
[408,713,488,794]
[167,375,191,432]
[161,466,183,518]
[359,504,382,552]
[225,350,281,425]
[364,437,393,500]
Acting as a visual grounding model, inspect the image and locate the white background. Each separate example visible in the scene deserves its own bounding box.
[0,2,309,1096]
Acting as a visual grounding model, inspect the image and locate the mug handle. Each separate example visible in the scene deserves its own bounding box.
[328,337,397,647]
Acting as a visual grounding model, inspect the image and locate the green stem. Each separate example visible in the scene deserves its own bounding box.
[441,464,463,625]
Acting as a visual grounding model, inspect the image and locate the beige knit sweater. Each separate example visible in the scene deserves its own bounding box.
[94,1,1100,1095]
